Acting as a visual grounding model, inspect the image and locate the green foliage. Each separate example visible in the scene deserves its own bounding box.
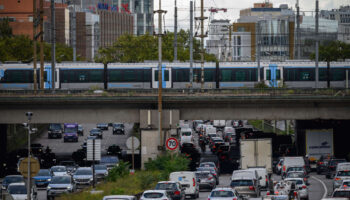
[254,81,269,89]
[310,41,350,61]
[144,152,190,179]
[138,171,160,190]
[107,161,130,182]
[0,18,12,38]
[95,30,217,63]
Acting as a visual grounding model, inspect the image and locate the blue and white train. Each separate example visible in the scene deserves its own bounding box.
[0,61,349,89]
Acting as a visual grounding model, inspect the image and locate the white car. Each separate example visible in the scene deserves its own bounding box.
[103,195,136,200]
[140,190,171,200]
[170,171,199,198]
[284,178,309,199]
[7,182,37,200]
[180,128,193,145]
[50,166,68,176]
[208,188,240,200]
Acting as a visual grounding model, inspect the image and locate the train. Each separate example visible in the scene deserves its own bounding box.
[0,61,349,89]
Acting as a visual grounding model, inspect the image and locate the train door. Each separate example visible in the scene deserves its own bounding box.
[152,65,172,88]
[265,64,282,87]
[55,68,60,89]
[0,69,4,81]
[44,65,52,89]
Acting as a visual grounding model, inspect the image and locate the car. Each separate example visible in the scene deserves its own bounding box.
[30,143,44,156]
[230,170,260,198]
[195,171,216,191]
[199,162,219,176]
[77,124,84,136]
[103,195,136,200]
[285,172,309,185]
[155,181,185,200]
[207,187,240,200]
[341,179,350,188]
[247,167,269,190]
[284,178,309,200]
[48,123,63,139]
[7,182,37,200]
[47,175,75,200]
[59,160,78,175]
[140,190,172,200]
[73,167,94,186]
[112,123,125,135]
[169,171,199,199]
[316,155,334,174]
[180,128,194,146]
[196,167,219,185]
[97,123,109,130]
[274,158,284,175]
[282,157,305,177]
[333,170,350,190]
[100,156,119,171]
[33,169,52,188]
[331,187,350,198]
[325,159,347,179]
[1,175,25,190]
[209,137,225,153]
[106,145,122,156]
[63,123,79,142]
[95,164,109,180]
[90,128,103,139]
[50,166,68,176]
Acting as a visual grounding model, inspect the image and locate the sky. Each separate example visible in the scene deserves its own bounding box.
[153,0,350,32]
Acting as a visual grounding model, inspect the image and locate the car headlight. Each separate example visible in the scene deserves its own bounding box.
[104,172,108,176]
[47,179,51,182]
[47,186,51,190]
[67,186,72,190]
[90,178,93,181]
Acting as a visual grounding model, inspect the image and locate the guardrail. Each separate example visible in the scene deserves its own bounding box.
[0,88,349,97]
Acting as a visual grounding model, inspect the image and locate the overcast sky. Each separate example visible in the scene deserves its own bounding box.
[153,0,350,32]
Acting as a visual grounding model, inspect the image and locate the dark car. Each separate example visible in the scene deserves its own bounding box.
[155,181,185,200]
[196,167,219,185]
[48,123,63,139]
[90,128,103,139]
[317,155,334,174]
[195,171,216,190]
[106,145,122,157]
[113,123,125,135]
[59,160,78,175]
[97,123,108,130]
[77,125,84,136]
[1,175,25,190]
[209,137,225,153]
[326,159,347,179]
[30,143,44,156]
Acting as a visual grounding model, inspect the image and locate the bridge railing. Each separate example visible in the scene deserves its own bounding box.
[0,88,349,97]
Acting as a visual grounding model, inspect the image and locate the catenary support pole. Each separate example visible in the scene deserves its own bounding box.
[33,0,38,91]
[190,1,193,89]
[40,0,44,89]
[174,0,177,61]
[315,0,319,88]
[51,0,56,90]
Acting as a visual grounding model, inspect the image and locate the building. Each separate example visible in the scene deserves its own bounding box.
[206,20,231,61]
[321,6,350,44]
[232,2,295,61]
[44,4,70,46]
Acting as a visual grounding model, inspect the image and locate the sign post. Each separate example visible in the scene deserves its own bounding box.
[126,136,140,172]
[87,139,101,188]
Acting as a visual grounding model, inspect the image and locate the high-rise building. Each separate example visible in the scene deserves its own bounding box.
[321,6,350,44]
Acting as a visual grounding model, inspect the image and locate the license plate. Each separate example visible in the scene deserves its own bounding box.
[311,164,316,168]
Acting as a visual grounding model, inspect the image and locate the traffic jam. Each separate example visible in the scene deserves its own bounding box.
[1,120,350,200]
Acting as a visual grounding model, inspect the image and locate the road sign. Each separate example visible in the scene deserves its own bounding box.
[18,157,40,178]
[87,139,101,161]
[166,138,179,151]
[126,136,140,150]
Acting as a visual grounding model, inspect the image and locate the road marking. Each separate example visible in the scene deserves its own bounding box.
[311,175,328,198]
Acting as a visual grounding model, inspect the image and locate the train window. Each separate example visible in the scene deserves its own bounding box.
[221,69,232,82]
[89,70,103,82]
[332,69,344,81]
[276,70,281,80]
[154,70,169,81]
[300,72,311,80]
[109,70,123,82]
[204,69,214,82]
[319,69,327,81]
[5,70,31,83]
[266,70,271,80]
[173,69,189,82]
[144,69,152,82]
[235,70,246,81]
[124,70,137,82]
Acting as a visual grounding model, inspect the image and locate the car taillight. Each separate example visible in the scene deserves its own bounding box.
[174,191,180,195]
[302,185,307,189]
[193,178,195,187]
[208,177,213,180]
[319,162,324,165]
[274,191,279,195]
[304,178,307,182]
[266,192,270,195]
[249,186,255,191]
[283,165,286,171]
[208,198,210,200]
[232,198,237,200]
[294,191,298,196]
[335,178,341,181]
[213,174,217,177]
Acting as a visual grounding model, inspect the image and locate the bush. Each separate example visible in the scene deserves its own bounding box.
[254,81,269,89]
[107,161,130,182]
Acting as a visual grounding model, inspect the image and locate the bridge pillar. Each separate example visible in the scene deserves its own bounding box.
[139,110,180,169]
[0,124,7,177]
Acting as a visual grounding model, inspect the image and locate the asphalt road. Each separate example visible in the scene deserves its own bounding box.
[34,123,134,200]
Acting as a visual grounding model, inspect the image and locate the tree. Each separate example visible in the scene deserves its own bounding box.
[311,41,350,88]
[0,18,13,38]
[95,46,121,89]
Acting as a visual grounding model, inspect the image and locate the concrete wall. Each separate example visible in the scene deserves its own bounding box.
[141,129,161,169]
[140,110,180,129]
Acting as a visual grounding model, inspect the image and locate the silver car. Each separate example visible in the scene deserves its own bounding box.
[208,187,240,200]
[195,171,216,191]
[47,176,75,200]
[95,164,109,180]
[284,178,309,199]
[333,170,350,190]
[73,167,94,186]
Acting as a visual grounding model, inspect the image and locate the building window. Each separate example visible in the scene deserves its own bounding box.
[238,27,245,32]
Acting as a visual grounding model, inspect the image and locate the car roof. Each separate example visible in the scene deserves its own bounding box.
[104,195,135,198]
[284,178,304,181]
[143,190,167,193]
[76,167,92,170]
[5,175,23,178]
[157,181,177,184]
[212,187,235,191]
[8,182,25,186]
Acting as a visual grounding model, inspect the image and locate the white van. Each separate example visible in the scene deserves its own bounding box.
[282,157,305,176]
[247,167,268,189]
[180,128,193,145]
[169,171,199,199]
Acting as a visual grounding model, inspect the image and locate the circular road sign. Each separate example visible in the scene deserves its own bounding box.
[166,138,179,151]
[126,136,140,150]
[18,157,40,178]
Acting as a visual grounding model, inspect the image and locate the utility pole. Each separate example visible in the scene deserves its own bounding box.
[155,0,166,148]
[315,0,319,88]
[228,25,232,61]
[40,0,44,89]
[195,0,207,90]
[33,0,38,91]
[296,0,301,59]
[72,3,77,62]
[174,0,178,61]
[51,0,56,90]
[190,1,193,88]
[257,21,261,82]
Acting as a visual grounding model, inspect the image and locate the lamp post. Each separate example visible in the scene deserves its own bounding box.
[25,112,33,200]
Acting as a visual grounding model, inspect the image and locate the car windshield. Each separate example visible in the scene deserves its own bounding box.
[155,183,177,190]
[287,172,304,178]
[8,185,26,194]
[78,125,83,130]
[51,176,71,184]
[230,180,253,187]
[65,127,77,133]
[200,163,215,168]
[90,129,101,133]
[288,167,303,172]
[113,124,123,128]
[182,132,191,136]
[37,170,51,176]
[333,191,350,197]
[75,169,92,175]
[197,168,215,173]
[50,124,61,129]
[195,173,211,178]
[143,192,164,198]
[4,176,23,184]
[329,160,346,166]
[51,166,66,172]
[60,161,75,166]
[95,165,107,170]
[338,171,350,176]
[210,191,234,197]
